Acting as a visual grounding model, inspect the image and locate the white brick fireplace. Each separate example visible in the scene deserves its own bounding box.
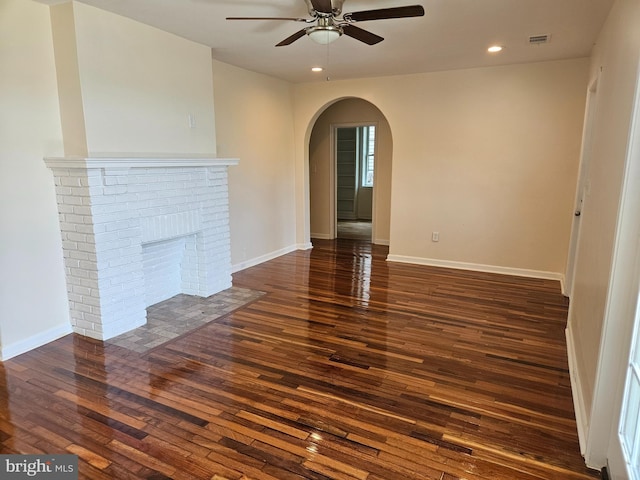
[44,156,238,340]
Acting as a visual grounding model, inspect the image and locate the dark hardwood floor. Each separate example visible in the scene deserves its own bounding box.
[0,239,598,479]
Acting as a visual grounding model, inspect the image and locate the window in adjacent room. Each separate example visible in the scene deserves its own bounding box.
[361,125,376,187]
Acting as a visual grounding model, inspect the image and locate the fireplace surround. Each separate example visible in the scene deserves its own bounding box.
[44,156,238,340]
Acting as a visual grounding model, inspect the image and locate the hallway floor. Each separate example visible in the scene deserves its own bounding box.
[337,220,372,241]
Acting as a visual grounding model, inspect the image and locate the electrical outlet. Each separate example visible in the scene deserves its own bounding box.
[432,231,439,242]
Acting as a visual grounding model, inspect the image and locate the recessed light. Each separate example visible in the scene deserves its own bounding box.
[311,67,324,72]
[488,45,503,53]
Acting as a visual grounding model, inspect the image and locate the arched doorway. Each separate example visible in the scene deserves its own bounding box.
[308,98,392,245]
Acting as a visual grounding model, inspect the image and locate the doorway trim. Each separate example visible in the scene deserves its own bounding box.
[330,121,378,240]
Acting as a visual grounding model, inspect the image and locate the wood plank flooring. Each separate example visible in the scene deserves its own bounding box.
[0,239,598,479]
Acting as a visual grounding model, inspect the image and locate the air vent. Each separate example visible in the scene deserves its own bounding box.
[529,34,551,45]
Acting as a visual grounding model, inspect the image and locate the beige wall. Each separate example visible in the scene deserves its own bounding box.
[51,1,217,155]
[49,2,88,156]
[0,0,222,358]
[309,98,392,244]
[212,60,299,270]
[294,59,589,277]
[566,0,640,468]
[0,0,70,359]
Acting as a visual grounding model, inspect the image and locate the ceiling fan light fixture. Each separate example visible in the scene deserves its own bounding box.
[307,25,342,44]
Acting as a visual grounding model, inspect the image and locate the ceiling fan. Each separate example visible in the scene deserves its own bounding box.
[227,0,425,47]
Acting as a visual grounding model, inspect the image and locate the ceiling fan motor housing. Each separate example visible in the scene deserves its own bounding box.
[306,15,343,44]
[227,1,425,47]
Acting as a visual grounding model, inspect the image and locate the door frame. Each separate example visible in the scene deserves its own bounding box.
[330,122,378,239]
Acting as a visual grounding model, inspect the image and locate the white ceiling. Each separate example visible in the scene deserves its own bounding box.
[70,0,613,83]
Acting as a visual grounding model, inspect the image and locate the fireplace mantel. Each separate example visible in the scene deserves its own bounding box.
[44,155,239,169]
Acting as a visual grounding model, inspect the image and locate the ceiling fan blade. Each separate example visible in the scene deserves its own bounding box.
[344,5,425,22]
[309,0,333,14]
[342,25,383,45]
[276,29,307,47]
[227,16,308,22]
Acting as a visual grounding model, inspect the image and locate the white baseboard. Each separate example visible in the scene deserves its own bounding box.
[297,241,313,250]
[385,254,565,283]
[310,232,389,246]
[232,243,310,273]
[310,234,389,246]
[311,233,333,240]
[566,324,589,455]
[0,323,73,361]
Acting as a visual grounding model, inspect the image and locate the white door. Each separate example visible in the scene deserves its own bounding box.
[606,62,640,479]
[620,324,640,478]
[566,76,599,296]
[614,246,640,479]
